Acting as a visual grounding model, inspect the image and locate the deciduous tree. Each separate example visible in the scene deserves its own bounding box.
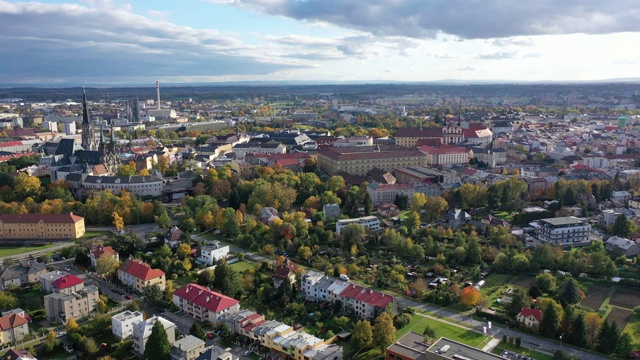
[373,312,396,353]
[351,320,373,351]
[460,287,481,307]
[96,255,120,276]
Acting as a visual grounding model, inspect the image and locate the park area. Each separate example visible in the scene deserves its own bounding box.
[0,244,54,258]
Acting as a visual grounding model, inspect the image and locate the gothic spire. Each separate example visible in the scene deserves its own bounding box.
[82,88,90,125]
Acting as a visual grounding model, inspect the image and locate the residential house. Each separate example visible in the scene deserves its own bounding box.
[300,271,334,302]
[612,191,632,204]
[605,236,640,257]
[273,259,299,288]
[322,203,340,220]
[441,209,471,229]
[335,216,380,235]
[377,203,400,217]
[366,182,414,206]
[50,274,84,294]
[339,283,396,319]
[111,310,144,340]
[0,348,37,360]
[164,226,183,249]
[117,258,166,292]
[39,271,68,292]
[43,284,99,323]
[133,316,176,356]
[196,242,230,266]
[0,261,46,289]
[170,335,206,360]
[260,207,279,225]
[462,128,493,147]
[173,284,240,326]
[536,217,591,247]
[0,213,85,239]
[0,313,29,345]
[516,308,542,330]
[194,345,235,360]
[90,245,119,268]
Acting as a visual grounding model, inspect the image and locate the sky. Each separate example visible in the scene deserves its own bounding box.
[2,0,640,85]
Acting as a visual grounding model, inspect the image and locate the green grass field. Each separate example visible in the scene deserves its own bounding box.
[480,273,517,296]
[0,244,55,258]
[230,260,257,273]
[397,315,486,347]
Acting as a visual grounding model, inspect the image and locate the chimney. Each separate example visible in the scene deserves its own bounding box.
[156,80,161,110]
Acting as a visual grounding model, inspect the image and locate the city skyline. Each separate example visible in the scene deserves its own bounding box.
[2,0,640,85]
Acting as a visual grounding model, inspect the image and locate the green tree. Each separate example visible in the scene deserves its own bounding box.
[144,284,166,309]
[616,332,633,357]
[144,319,172,360]
[0,292,19,309]
[189,321,205,339]
[363,193,374,215]
[459,183,489,209]
[596,319,619,354]
[351,320,373,351]
[297,246,313,261]
[505,287,530,317]
[540,301,561,338]
[197,269,215,287]
[558,279,582,305]
[373,312,396,353]
[423,196,448,222]
[535,273,557,294]
[44,330,59,352]
[612,214,631,237]
[553,350,577,360]
[466,239,482,265]
[571,312,587,348]
[176,243,191,260]
[405,211,421,233]
[156,211,172,229]
[96,255,120,276]
[221,207,240,236]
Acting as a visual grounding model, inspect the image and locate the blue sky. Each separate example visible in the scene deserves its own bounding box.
[2,0,640,85]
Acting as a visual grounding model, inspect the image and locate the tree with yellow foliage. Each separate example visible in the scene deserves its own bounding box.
[112,212,124,231]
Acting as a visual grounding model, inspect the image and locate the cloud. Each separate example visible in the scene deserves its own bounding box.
[0,1,304,84]
[477,51,519,60]
[456,66,476,72]
[490,37,535,47]
[210,0,640,39]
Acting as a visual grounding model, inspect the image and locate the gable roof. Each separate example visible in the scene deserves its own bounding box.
[518,308,542,321]
[51,274,83,290]
[118,258,165,281]
[0,313,28,331]
[91,245,117,260]
[0,213,84,224]
[173,284,240,313]
[338,284,394,308]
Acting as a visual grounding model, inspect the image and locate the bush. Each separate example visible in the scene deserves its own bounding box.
[393,313,412,329]
[171,273,178,280]
[515,337,521,348]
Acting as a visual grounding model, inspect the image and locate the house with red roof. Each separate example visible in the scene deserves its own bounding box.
[117,258,166,292]
[90,245,119,268]
[516,308,542,330]
[51,274,85,294]
[272,259,299,288]
[0,313,29,345]
[338,283,396,319]
[172,284,240,325]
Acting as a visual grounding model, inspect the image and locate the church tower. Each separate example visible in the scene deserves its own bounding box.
[100,125,120,175]
[81,89,97,151]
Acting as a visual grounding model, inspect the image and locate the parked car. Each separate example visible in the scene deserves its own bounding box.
[56,331,66,338]
[125,295,133,300]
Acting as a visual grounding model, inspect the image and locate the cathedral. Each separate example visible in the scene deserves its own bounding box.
[45,90,121,181]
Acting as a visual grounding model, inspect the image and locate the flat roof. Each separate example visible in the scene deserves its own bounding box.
[428,338,506,360]
[387,332,430,359]
[539,216,585,226]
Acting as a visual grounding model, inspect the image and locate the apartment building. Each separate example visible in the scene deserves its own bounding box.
[536,216,591,247]
[418,144,469,165]
[111,310,143,340]
[317,146,427,176]
[44,284,99,323]
[170,335,206,360]
[117,258,166,292]
[232,142,286,158]
[0,313,29,345]
[0,213,85,240]
[395,126,463,147]
[196,242,230,266]
[367,182,415,206]
[335,216,380,235]
[133,316,176,356]
[50,274,85,294]
[90,245,119,268]
[40,271,68,292]
[173,284,240,326]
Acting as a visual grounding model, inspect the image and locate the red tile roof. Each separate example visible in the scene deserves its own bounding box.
[418,144,468,155]
[242,318,267,332]
[173,284,240,313]
[118,258,165,281]
[0,313,28,331]
[0,141,24,148]
[92,245,117,260]
[339,284,394,308]
[51,274,84,290]
[0,213,84,224]
[519,308,542,321]
[319,147,426,161]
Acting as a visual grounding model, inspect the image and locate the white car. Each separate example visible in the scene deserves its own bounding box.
[243,350,251,356]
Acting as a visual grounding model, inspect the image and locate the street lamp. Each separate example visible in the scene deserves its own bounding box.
[559,333,564,346]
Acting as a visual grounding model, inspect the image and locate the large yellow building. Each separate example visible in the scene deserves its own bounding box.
[0,213,85,240]
[395,126,463,147]
[317,145,427,176]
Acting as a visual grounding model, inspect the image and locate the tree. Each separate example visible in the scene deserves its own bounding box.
[197,269,215,287]
[505,287,530,317]
[66,318,79,332]
[540,301,561,338]
[44,330,59,352]
[341,223,366,244]
[596,319,619,354]
[98,300,108,313]
[14,172,41,200]
[423,196,448,222]
[373,312,396,353]
[297,246,313,261]
[558,279,582,305]
[584,313,602,349]
[612,214,631,237]
[571,312,587,348]
[405,211,421,233]
[535,273,557,294]
[351,320,373,351]
[423,324,436,339]
[394,193,409,210]
[176,243,191,260]
[460,287,481,307]
[553,350,577,360]
[144,319,172,360]
[144,284,166,309]
[81,336,99,355]
[0,292,19,309]
[617,332,633,357]
[96,255,120,276]
[190,321,205,339]
[156,211,172,229]
[529,285,542,299]
[363,193,374,215]
[112,211,124,231]
[459,183,488,209]
[117,162,137,176]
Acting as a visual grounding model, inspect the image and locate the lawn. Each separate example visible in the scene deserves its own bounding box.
[397,315,486,347]
[79,231,111,240]
[480,273,517,297]
[623,312,640,347]
[492,344,554,360]
[0,244,55,258]
[495,211,515,221]
[230,260,257,273]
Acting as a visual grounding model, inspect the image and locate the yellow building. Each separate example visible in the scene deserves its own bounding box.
[395,126,463,147]
[317,145,427,176]
[118,258,166,292]
[0,213,85,240]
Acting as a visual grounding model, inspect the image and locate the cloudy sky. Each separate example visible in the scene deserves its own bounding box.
[2,0,640,85]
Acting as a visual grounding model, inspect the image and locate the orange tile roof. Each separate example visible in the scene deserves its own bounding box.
[0,313,28,331]
[118,258,165,281]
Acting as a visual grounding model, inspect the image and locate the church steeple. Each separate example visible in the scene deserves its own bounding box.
[81,89,96,151]
[82,89,90,125]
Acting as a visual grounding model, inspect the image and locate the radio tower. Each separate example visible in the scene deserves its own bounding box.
[156,80,161,110]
